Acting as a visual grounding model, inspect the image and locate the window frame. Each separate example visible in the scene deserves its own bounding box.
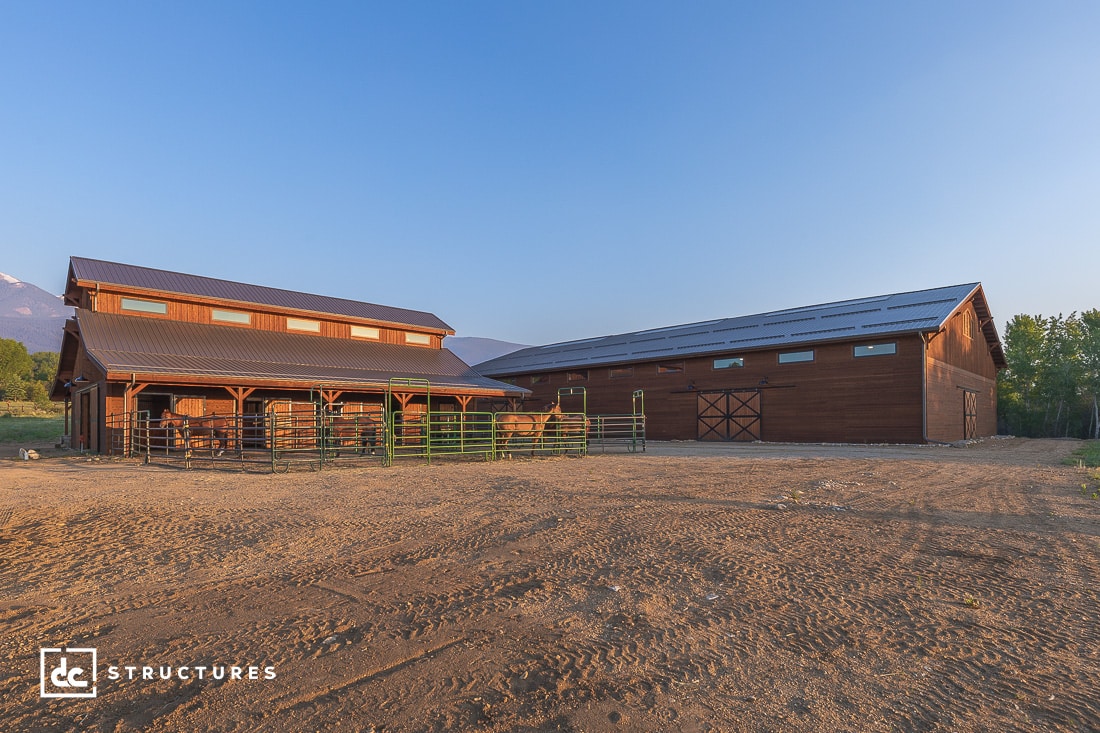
[287,317,322,333]
[853,342,897,358]
[120,297,168,315]
[713,357,745,370]
[211,308,251,325]
[350,325,381,340]
[778,349,815,365]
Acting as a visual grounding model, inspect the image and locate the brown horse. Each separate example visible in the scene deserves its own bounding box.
[495,402,561,457]
[160,409,230,456]
[550,409,589,453]
[325,412,381,456]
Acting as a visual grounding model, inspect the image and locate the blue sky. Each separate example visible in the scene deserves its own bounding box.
[2,2,1097,345]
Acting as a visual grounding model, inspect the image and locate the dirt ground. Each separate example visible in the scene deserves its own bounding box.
[1,438,1098,732]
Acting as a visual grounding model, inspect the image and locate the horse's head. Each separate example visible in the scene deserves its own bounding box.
[545,401,562,415]
[160,409,184,427]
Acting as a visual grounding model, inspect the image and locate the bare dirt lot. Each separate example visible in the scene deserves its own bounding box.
[2,438,1098,732]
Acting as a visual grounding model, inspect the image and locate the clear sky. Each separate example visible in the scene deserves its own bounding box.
[2,2,1097,346]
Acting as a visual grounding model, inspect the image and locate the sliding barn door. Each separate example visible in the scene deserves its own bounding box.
[697,389,761,441]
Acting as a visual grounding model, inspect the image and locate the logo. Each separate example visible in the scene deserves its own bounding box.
[40,647,97,698]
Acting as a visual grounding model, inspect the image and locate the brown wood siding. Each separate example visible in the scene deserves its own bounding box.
[926,301,999,380]
[92,289,442,348]
[925,358,997,441]
[923,299,999,441]
[516,336,927,442]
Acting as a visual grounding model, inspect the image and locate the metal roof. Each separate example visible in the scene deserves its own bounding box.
[476,283,1004,375]
[76,309,526,396]
[68,257,453,333]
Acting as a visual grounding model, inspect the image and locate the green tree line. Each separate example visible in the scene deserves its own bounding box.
[998,311,1100,439]
[0,337,58,407]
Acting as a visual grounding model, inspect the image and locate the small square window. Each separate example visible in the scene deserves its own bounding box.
[405,332,432,346]
[567,370,589,382]
[713,357,744,369]
[657,362,684,374]
[530,375,548,385]
[609,366,634,379]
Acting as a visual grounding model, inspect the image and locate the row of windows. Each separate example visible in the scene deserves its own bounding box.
[526,342,898,384]
[119,297,431,346]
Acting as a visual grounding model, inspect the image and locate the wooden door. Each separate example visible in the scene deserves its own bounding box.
[173,397,207,417]
[963,390,977,440]
[697,389,761,441]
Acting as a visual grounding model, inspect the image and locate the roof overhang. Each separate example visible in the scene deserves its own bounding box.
[58,309,527,399]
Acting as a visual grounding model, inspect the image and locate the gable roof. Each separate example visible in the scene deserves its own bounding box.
[72,309,525,397]
[476,283,1006,375]
[66,257,453,333]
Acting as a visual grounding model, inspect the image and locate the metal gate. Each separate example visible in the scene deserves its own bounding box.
[697,389,761,441]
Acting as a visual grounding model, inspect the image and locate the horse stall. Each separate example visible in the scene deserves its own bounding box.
[269,400,386,472]
[118,398,385,472]
[586,389,647,453]
[552,387,646,454]
[133,410,272,472]
[493,405,566,459]
[387,408,496,463]
[107,383,624,472]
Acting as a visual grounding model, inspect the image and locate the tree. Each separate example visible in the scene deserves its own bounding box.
[31,351,59,383]
[0,338,33,383]
[999,315,1047,436]
[999,311,1100,439]
[1080,310,1100,439]
[1037,314,1083,437]
[27,381,50,408]
[1,374,28,401]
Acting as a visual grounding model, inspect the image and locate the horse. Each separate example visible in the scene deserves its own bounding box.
[325,412,381,456]
[495,402,561,457]
[549,409,589,453]
[160,409,231,456]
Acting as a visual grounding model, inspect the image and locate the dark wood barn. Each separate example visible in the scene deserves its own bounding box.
[51,257,526,452]
[475,284,1006,444]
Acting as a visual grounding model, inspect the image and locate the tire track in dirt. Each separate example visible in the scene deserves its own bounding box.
[3,440,1098,732]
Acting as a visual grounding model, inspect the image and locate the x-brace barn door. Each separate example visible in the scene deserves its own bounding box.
[963,390,978,440]
[697,389,761,441]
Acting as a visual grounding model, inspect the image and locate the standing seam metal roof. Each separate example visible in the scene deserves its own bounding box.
[76,310,525,395]
[475,283,1003,374]
[69,257,453,333]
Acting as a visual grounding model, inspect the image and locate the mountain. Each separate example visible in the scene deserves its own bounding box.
[0,272,72,354]
[0,273,70,318]
[444,336,528,366]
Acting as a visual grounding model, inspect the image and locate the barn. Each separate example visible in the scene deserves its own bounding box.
[50,257,527,454]
[475,283,1006,444]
